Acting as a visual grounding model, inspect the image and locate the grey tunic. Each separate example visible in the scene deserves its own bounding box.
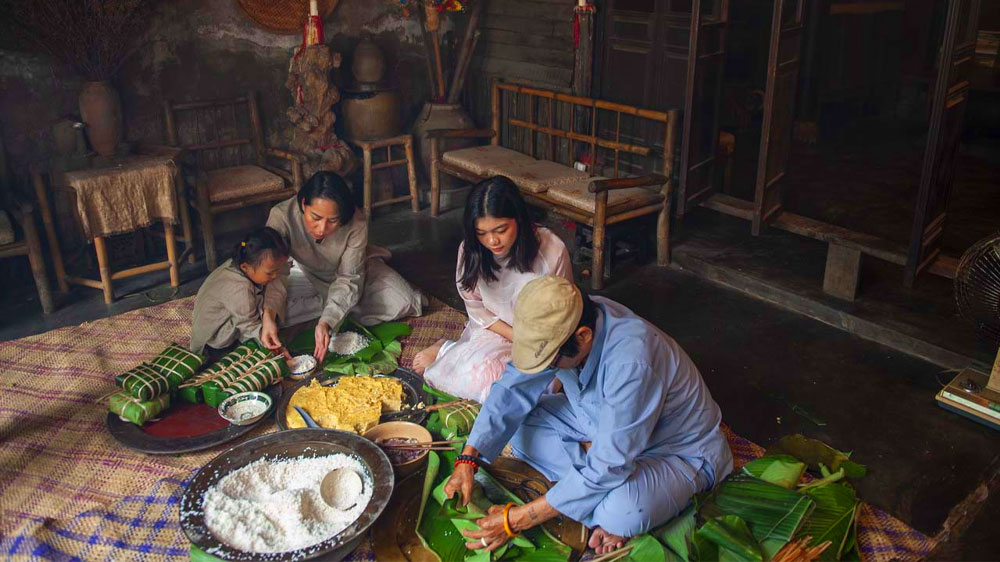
[266,196,422,330]
[189,259,286,354]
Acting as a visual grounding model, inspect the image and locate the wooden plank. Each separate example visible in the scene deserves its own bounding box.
[482,42,575,68]
[823,243,862,301]
[829,2,904,15]
[476,57,573,88]
[487,0,576,22]
[701,193,754,220]
[482,14,573,38]
[484,29,574,52]
[771,212,907,266]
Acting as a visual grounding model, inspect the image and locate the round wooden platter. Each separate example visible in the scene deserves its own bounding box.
[371,457,588,561]
[274,368,429,431]
[106,384,282,455]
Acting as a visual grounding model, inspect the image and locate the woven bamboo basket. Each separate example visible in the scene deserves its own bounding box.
[236,0,340,34]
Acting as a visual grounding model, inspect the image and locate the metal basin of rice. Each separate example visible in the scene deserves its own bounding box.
[180,429,394,561]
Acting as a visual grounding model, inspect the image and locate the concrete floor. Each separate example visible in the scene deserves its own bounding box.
[2,203,997,559]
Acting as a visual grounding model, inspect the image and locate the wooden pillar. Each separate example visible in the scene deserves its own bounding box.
[362,145,373,218]
[591,190,608,291]
[572,4,596,97]
[822,243,862,301]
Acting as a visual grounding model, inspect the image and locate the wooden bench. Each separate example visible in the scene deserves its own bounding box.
[427,81,679,290]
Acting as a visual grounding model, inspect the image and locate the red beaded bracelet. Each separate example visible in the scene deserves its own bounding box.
[454,457,479,472]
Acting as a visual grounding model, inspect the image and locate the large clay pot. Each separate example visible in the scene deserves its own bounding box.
[78,81,123,157]
[411,102,476,180]
[352,37,386,85]
[342,88,402,141]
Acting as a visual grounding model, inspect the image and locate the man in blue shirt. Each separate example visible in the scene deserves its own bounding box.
[444,275,733,554]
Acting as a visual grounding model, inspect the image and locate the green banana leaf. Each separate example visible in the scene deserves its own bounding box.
[189,545,222,561]
[625,533,683,562]
[424,384,463,403]
[766,435,866,478]
[695,515,763,562]
[742,455,807,489]
[799,482,859,561]
[651,505,697,561]
[371,321,413,344]
[698,475,814,560]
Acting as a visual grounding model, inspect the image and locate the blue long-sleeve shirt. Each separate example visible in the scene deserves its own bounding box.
[467,296,733,522]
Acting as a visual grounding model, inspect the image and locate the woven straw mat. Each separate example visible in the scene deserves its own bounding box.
[0,296,934,560]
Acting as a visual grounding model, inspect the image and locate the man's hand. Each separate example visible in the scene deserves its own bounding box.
[260,311,282,351]
[314,321,331,362]
[463,505,512,552]
[443,463,476,507]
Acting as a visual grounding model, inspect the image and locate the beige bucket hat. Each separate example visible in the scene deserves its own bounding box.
[511,276,583,374]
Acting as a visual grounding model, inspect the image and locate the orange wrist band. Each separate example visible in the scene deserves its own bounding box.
[502,502,518,538]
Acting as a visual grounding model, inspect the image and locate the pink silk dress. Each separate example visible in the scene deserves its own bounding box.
[424,227,573,402]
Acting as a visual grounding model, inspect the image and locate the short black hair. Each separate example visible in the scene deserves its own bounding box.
[233,226,289,268]
[458,176,540,292]
[297,171,356,225]
[556,293,597,358]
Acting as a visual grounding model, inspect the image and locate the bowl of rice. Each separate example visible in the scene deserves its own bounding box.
[180,429,393,561]
[286,354,318,380]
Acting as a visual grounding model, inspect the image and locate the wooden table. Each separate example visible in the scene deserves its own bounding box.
[32,148,190,304]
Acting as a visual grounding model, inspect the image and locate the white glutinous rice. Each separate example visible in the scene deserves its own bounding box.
[288,354,317,375]
[327,331,370,356]
[202,454,372,554]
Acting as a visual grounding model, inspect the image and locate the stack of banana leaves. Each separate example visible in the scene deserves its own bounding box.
[178,340,289,408]
[288,319,413,376]
[592,434,868,562]
[108,343,205,425]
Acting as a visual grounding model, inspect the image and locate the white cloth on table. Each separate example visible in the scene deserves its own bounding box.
[423,227,573,402]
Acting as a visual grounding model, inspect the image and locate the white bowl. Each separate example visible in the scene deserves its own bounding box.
[218,392,273,426]
[287,354,318,380]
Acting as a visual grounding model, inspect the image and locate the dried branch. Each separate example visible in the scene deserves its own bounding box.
[0,0,154,81]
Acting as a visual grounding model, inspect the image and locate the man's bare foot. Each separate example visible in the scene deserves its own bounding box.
[412,339,445,375]
[588,527,626,555]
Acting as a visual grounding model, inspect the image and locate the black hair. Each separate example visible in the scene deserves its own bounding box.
[233,226,289,268]
[458,176,540,292]
[297,171,357,226]
[556,293,598,359]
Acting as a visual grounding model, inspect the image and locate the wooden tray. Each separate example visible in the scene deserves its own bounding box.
[106,384,282,455]
[274,368,429,431]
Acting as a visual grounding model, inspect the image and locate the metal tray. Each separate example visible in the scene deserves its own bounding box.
[106,384,281,455]
[274,368,429,431]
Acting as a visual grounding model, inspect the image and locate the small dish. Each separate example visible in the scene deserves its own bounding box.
[218,392,273,426]
[287,354,318,380]
[364,421,432,478]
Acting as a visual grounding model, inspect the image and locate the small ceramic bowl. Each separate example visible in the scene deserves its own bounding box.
[218,391,273,426]
[287,354,318,381]
[364,421,433,478]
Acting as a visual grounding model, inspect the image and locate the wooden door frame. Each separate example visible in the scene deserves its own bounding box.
[677,0,730,216]
[904,0,980,286]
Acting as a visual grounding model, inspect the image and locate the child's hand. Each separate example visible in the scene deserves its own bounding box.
[260,313,282,351]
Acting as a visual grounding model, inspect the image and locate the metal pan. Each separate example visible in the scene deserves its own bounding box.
[180,428,394,561]
[274,368,429,431]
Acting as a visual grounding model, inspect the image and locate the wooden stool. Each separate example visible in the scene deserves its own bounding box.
[353,135,420,218]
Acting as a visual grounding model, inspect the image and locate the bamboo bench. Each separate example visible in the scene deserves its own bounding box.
[427,81,679,290]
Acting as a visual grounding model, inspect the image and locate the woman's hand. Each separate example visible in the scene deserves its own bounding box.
[463,505,513,552]
[443,463,476,507]
[314,321,331,362]
[260,311,282,351]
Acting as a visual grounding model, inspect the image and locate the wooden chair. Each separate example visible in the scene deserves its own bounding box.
[164,92,305,270]
[0,193,54,313]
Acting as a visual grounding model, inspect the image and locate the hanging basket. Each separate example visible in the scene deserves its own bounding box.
[236,0,341,34]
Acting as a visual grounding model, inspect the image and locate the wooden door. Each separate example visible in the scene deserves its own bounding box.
[751,0,804,235]
[676,0,729,216]
[904,0,980,286]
